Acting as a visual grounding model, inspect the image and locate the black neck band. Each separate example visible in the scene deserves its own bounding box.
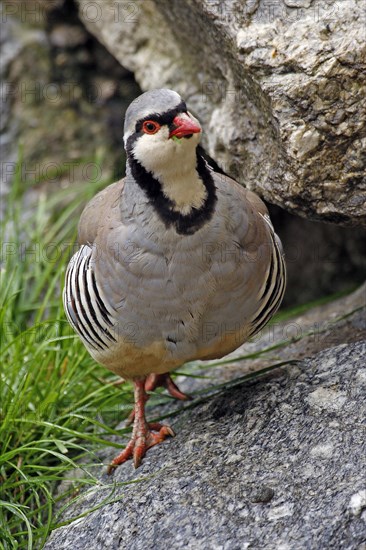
[126,150,217,235]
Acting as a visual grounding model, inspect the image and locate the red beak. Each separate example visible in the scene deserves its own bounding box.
[169,116,201,139]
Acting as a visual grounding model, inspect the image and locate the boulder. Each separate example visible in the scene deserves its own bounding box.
[76,0,366,226]
[45,284,366,549]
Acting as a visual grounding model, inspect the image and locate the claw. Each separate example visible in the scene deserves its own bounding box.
[107,379,175,473]
[108,422,174,472]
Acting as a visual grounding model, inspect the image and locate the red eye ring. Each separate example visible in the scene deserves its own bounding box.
[142,120,160,134]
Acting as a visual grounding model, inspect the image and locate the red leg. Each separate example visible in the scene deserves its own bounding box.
[107,379,175,473]
[126,372,191,426]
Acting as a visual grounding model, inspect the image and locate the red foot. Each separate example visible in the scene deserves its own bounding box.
[107,379,175,473]
[107,422,174,473]
[126,373,191,426]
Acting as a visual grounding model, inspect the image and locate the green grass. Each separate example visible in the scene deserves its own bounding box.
[0,159,360,549]
[0,160,139,549]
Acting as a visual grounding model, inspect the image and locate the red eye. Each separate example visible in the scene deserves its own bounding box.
[142,120,160,134]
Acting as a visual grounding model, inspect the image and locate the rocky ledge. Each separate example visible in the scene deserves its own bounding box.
[45,285,366,549]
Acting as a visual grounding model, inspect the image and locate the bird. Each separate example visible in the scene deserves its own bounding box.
[63,88,286,472]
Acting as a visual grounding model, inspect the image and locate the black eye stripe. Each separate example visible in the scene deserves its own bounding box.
[135,101,187,134]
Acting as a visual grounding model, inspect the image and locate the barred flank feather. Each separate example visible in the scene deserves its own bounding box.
[249,214,286,338]
[63,245,116,351]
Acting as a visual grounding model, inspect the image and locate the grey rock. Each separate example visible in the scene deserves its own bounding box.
[45,285,366,550]
[249,486,275,504]
[76,0,366,226]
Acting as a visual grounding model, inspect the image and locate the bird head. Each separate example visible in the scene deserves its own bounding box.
[124,89,202,178]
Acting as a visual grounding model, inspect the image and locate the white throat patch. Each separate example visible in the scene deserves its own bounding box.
[133,125,206,215]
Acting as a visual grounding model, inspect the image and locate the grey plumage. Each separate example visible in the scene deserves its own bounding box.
[63,88,286,468]
[64,174,285,374]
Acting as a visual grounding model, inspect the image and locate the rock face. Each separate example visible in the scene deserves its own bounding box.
[76,0,366,226]
[45,287,366,549]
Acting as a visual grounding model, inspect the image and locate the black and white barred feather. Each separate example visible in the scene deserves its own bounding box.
[63,245,116,352]
[248,213,286,338]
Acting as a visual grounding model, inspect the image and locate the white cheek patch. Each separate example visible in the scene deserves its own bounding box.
[133,126,172,172]
[132,127,206,214]
[133,126,201,175]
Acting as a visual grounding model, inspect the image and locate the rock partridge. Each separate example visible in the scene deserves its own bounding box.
[63,89,286,471]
